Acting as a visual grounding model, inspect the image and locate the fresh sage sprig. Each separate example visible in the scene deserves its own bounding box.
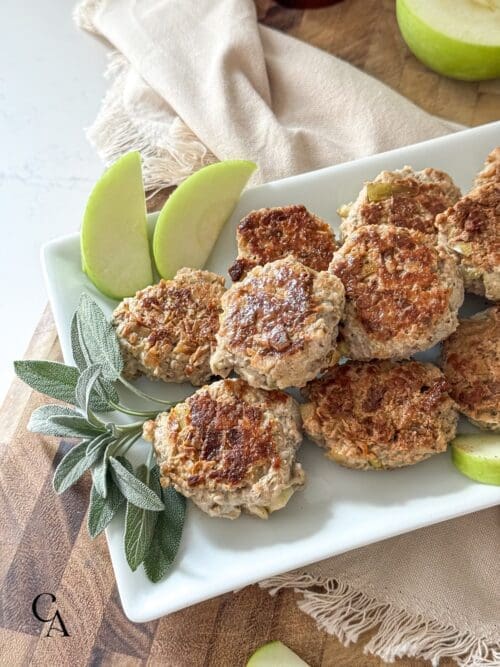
[14,294,186,582]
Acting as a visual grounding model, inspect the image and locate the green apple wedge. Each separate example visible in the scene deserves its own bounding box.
[81,151,153,299]
[396,0,500,81]
[153,160,257,279]
[246,641,309,667]
[452,434,500,485]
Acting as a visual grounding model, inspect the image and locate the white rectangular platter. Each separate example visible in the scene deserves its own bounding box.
[42,121,500,622]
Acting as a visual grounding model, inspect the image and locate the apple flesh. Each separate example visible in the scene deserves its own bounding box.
[153,160,257,279]
[451,434,500,485]
[246,641,309,667]
[396,0,500,81]
[81,152,153,299]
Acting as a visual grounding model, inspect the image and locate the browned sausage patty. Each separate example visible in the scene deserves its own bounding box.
[442,306,500,431]
[329,224,463,360]
[436,182,500,302]
[301,360,458,470]
[143,379,305,519]
[112,268,225,386]
[211,257,345,389]
[339,166,460,238]
[228,205,337,281]
[475,147,500,187]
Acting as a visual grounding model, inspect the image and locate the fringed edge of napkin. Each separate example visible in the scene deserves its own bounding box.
[261,574,500,667]
[73,0,103,33]
[74,1,217,194]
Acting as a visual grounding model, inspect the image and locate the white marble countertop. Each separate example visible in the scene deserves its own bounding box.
[0,0,108,403]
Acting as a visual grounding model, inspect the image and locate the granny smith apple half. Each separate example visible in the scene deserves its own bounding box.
[452,434,500,485]
[81,151,153,299]
[396,0,500,80]
[246,641,309,667]
[153,160,257,279]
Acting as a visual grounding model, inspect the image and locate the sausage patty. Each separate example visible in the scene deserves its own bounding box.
[211,256,345,389]
[301,360,458,470]
[441,306,500,431]
[228,205,337,282]
[143,378,305,519]
[329,224,463,360]
[339,166,460,238]
[474,147,500,188]
[112,268,225,386]
[436,182,500,302]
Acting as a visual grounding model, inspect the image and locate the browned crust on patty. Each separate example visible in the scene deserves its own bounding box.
[112,268,225,385]
[157,382,285,488]
[222,259,317,356]
[301,360,457,469]
[143,378,305,519]
[211,257,345,389]
[229,205,337,281]
[340,167,461,238]
[436,182,500,301]
[441,306,500,430]
[475,147,500,187]
[329,224,461,357]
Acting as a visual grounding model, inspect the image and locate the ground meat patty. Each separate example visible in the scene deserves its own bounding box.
[329,224,463,360]
[211,256,345,390]
[436,182,500,302]
[228,205,337,281]
[475,147,500,187]
[112,268,225,386]
[143,378,305,519]
[441,306,500,431]
[301,360,458,470]
[339,166,461,238]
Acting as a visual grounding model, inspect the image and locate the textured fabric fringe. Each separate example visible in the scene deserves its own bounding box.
[261,574,500,667]
[74,1,217,193]
[73,0,103,34]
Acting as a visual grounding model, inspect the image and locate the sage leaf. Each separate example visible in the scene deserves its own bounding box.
[124,465,158,571]
[70,312,88,372]
[92,440,115,498]
[75,364,103,417]
[86,433,113,467]
[29,404,79,421]
[72,320,120,410]
[96,376,119,408]
[14,358,113,413]
[47,415,104,438]
[144,466,186,583]
[14,360,80,404]
[115,456,133,473]
[109,457,164,511]
[90,390,114,413]
[53,440,93,493]
[76,294,123,381]
[87,476,125,538]
[28,405,104,438]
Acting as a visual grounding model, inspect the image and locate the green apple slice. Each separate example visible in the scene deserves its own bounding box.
[247,641,309,667]
[81,151,153,299]
[153,160,257,279]
[452,434,500,485]
[396,0,500,81]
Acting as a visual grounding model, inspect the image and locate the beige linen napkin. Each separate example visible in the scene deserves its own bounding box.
[75,0,457,190]
[75,1,499,664]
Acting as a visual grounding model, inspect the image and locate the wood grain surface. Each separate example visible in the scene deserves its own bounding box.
[257,0,500,127]
[1,2,498,665]
[0,308,458,667]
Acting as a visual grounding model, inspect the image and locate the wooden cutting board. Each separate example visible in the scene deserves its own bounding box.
[0,307,459,667]
[257,0,500,127]
[1,2,497,665]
